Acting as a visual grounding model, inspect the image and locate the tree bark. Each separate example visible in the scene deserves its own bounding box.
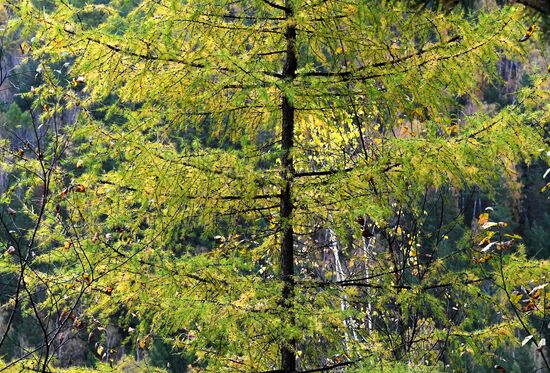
[280,1,297,372]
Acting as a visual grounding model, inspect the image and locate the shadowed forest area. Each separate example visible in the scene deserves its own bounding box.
[0,0,549,372]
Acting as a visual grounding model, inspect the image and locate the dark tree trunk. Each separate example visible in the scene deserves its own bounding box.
[280,1,297,371]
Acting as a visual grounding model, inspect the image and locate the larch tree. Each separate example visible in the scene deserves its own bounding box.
[2,0,549,371]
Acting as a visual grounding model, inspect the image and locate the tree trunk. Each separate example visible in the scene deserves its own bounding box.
[280,1,297,371]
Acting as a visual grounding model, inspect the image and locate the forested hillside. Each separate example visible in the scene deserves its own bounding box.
[0,0,548,372]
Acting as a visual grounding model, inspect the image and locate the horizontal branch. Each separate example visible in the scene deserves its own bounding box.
[304,276,492,290]
[300,35,462,78]
[260,0,289,12]
[294,167,354,178]
[294,163,400,178]
[261,358,361,373]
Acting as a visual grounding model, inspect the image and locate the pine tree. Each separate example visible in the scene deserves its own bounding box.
[3,0,549,371]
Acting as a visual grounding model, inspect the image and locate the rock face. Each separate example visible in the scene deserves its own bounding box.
[0,34,21,194]
[516,0,550,14]
[0,46,22,104]
[55,333,88,368]
[533,343,550,373]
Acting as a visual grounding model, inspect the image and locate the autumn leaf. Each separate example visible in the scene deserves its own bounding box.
[504,233,522,240]
[479,231,495,245]
[529,284,547,300]
[478,213,489,226]
[82,273,92,284]
[75,185,86,193]
[59,188,69,198]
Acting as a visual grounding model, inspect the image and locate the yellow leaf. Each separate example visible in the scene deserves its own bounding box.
[478,213,489,225]
[497,328,509,336]
[479,231,495,245]
[82,273,92,284]
[446,124,458,135]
